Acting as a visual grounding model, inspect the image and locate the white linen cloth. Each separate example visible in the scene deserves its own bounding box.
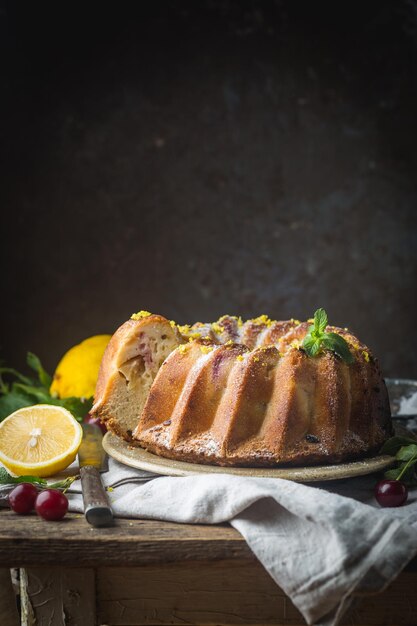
[67,459,417,626]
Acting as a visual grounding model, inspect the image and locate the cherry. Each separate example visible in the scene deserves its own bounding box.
[84,413,107,435]
[35,489,68,521]
[375,479,408,507]
[8,483,38,514]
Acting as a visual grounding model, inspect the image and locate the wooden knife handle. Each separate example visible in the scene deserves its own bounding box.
[80,465,114,527]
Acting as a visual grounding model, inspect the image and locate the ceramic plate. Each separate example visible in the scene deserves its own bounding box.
[102,432,395,482]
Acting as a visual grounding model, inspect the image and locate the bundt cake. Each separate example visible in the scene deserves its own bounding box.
[92,309,393,466]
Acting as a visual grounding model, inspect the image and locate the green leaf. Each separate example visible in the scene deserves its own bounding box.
[60,396,93,421]
[0,393,35,421]
[314,308,328,334]
[384,463,417,485]
[321,332,354,364]
[11,383,53,403]
[380,436,417,456]
[384,467,402,480]
[0,353,90,423]
[396,444,417,462]
[0,468,78,490]
[381,436,417,486]
[301,334,322,357]
[0,467,47,486]
[301,309,354,365]
[26,352,52,389]
[0,367,34,386]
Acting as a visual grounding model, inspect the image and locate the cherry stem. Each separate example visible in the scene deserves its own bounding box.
[46,475,79,492]
[396,452,417,482]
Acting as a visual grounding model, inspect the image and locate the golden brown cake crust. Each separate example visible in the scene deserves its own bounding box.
[133,320,392,467]
[94,313,392,466]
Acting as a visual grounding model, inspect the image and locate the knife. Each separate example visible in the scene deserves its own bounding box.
[78,423,113,527]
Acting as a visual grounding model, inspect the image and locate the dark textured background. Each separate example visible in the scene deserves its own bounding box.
[1,1,416,377]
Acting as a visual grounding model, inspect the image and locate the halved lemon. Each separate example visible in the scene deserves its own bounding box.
[0,405,83,477]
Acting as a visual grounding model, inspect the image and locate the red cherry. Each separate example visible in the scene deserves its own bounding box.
[8,483,38,514]
[375,479,408,507]
[84,413,107,434]
[35,489,68,521]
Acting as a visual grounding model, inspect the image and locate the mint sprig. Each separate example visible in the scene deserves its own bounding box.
[0,467,78,491]
[301,308,354,364]
[380,437,417,486]
[0,352,92,422]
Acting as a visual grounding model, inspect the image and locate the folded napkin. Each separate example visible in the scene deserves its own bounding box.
[68,459,417,626]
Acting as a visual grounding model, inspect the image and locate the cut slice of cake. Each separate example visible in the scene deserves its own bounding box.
[91,312,184,440]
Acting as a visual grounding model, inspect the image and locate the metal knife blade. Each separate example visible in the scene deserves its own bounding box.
[78,423,113,527]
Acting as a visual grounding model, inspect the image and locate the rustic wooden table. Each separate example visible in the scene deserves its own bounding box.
[0,509,416,626]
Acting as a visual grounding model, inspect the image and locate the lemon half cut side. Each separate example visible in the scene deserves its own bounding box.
[0,404,83,477]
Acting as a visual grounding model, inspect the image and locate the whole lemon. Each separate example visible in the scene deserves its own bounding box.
[50,335,111,399]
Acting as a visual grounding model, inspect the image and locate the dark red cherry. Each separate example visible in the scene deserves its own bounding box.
[35,489,68,521]
[83,413,107,434]
[8,483,38,514]
[375,479,408,507]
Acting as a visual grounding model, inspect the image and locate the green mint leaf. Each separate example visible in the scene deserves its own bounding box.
[0,467,47,486]
[397,461,417,485]
[60,396,93,421]
[0,468,78,490]
[0,367,34,386]
[384,467,402,481]
[396,444,417,462]
[321,332,354,364]
[314,308,328,334]
[26,352,52,389]
[301,334,322,357]
[380,436,417,456]
[0,393,35,421]
[381,436,417,486]
[302,309,353,364]
[11,383,52,403]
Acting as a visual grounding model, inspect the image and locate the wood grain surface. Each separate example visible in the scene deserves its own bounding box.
[0,510,251,567]
[1,509,417,626]
[95,564,417,626]
[0,568,19,626]
[21,563,417,626]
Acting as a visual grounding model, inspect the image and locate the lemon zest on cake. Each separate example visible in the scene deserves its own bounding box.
[188,332,202,341]
[251,314,272,327]
[131,310,152,320]
[291,318,301,325]
[178,344,190,355]
[170,320,177,328]
[236,354,244,361]
[200,345,213,354]
[218,315,242,326]
[225,340,233,346]
[362,350,370,362]
[178,324,191,335]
